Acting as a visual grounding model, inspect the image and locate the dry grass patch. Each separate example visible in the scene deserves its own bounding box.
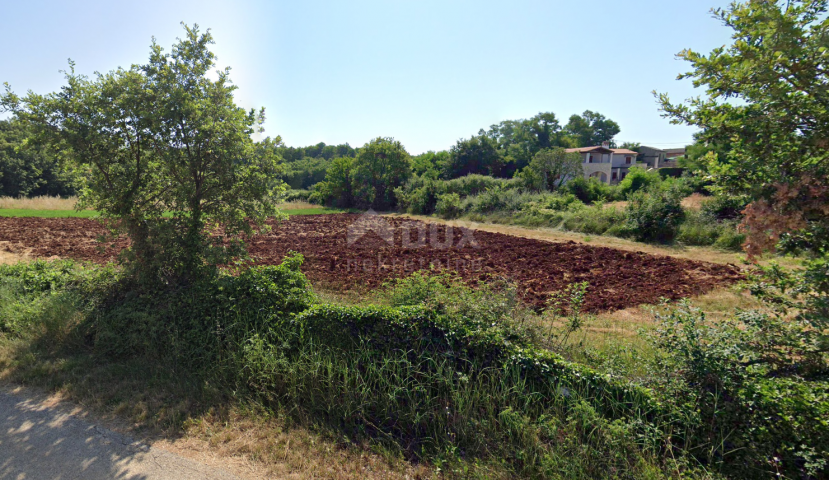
[603,200,628,210]
[276,200,320,210]
[0,249,27,265]
[171,408,434,480]
[0,196,79,210]
[681,193,708,211]
[587,286,760,336]
[531,286,760,347]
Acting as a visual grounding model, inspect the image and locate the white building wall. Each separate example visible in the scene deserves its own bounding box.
[610,153,637,168]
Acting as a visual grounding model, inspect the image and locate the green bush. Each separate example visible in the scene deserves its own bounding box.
[563,176,618,203]
[618,167,662,199]
[465,187,537,214]
[282,189,312,203]
[625,188,685,243]
[562,203,629,236]
[676,210,745,250]
[713,227,745,250]
[434,192,463,219]
[0,260,104,337]
[291,306,659,418]
[700,194,750,220]
[394,176,442,214]
[676,210,722,246]
[648,302,829,479]
[85,253,314,361]
[241,336,663,478]
[394,174,523,215]
[442,174,520,196]
[532,192,581,211]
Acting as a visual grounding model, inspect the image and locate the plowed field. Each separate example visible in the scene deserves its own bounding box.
[0,214,742,312]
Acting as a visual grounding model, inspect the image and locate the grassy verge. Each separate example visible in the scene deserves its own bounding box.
[0,259,825,479]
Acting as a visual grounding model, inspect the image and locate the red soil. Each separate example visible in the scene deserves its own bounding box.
[0,214,742,312]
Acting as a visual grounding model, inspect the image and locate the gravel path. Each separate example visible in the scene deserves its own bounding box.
[0,387,240,480]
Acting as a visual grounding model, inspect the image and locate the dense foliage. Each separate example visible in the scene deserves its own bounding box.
[2,25,284,284]
[0,119,75,197]
[658,0,829,389]
[517,147,584,191]
[253,138,357,190]
[312,137,411,209]
[657,0,829,257]
[3,258,826,478]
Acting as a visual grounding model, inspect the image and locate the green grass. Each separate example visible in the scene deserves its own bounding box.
[281,207,350,215]
[0,207,349,218]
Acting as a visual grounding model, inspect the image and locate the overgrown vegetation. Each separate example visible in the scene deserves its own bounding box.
[394,171,744,249]
[2,1,828,478]
[2,25,285,286]
[2,258,826,479]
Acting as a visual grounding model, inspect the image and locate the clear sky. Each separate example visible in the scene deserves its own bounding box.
[1,0,733,154]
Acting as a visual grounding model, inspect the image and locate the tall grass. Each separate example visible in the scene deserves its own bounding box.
[6,259,822,479]
[241,337,667,478]
[0,195,79,210]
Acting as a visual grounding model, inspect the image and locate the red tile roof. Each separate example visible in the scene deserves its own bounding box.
[565,146,638,155]
[565,146,612,153]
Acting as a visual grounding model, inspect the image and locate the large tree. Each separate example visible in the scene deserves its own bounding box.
[446,134,502,178]
[519,147,583,191]
[352,137,411,210]
[656,5,829,476]
[656,0,829,257]
[484,112,570,175]
[311,155,355,208]
[1,24,284,283]
[0,119,75,197]
[563,110,621,147]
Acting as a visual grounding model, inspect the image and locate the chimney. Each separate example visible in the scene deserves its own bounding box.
[601,141,610,149]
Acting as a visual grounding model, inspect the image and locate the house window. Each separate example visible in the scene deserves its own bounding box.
[621,172,627,179]
[588,155,594,163]
[611,172,618,180]
[625,156,632,164]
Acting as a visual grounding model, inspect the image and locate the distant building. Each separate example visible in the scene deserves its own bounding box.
[565,141,640,185]
[638,146,686,169]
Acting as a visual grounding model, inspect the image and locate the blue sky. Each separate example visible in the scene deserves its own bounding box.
[1,0,732,154]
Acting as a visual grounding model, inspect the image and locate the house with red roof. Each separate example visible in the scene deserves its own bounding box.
[565,141,641,184]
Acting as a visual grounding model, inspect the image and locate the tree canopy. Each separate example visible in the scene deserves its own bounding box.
[446,135,502,178]
[519,147,583,191]
[563,110,621,148]
[1,24,284,283]
[656,0,829,257]
[0,119,75,197]
[353,137,412,210]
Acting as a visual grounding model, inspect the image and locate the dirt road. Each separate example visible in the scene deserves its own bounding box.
[0,387,240,480]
